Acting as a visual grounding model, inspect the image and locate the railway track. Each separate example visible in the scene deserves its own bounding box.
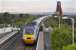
[0,32,11,39]
[14,38,36,50]
[14,32,45,50]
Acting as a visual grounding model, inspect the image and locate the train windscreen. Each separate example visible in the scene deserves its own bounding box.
[25,26,34,34]
[24,22,36,34]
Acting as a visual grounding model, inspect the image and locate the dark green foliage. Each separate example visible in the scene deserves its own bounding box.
[0,12,37,27]
[44,17,59,28]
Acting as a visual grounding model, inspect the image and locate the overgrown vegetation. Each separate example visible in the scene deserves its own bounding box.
[51,27,72,50]
[44,16,76,50]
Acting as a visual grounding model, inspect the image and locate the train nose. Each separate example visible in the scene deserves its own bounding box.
[23,35,35,44]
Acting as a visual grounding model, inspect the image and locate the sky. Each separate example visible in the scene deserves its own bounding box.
[0,0,76,13]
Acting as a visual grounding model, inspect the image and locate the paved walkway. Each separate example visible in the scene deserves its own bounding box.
[44,27,52,50]
[36,32,44,50]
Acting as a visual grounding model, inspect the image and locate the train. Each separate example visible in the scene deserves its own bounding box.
[22,16,48,45]
[22,22,43,45]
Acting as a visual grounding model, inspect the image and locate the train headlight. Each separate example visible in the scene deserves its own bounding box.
[23,36,27,40]
[31,37,34,40]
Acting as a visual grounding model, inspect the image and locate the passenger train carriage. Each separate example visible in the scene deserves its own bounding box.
[22,22,40,45]
[22,16,47,45]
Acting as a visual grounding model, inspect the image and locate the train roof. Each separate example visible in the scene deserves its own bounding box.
[33,16,48,24]
[26,22,36,26]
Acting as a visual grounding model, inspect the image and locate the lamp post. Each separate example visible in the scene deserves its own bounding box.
[62,17,75,45]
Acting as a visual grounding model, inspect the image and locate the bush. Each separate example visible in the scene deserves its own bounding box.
[51,27,72,50]
[44,16,76,50]
[62,44,76,50]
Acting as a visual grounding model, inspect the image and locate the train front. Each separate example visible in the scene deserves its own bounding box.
[22,23,36,45]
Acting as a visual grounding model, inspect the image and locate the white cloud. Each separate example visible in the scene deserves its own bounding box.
[0,0,76,13]
[0,0,56,13]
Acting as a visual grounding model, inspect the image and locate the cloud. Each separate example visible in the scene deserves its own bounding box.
[0,0,76,13]
[0,0,56,13]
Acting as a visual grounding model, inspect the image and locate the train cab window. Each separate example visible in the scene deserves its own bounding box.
[23,24,35,34]
[23,22,36,34]
[24,26,35,34]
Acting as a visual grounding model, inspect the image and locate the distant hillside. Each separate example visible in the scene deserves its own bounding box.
[30,12,76,16]
[64,12,76,16]
[0,12,76,17]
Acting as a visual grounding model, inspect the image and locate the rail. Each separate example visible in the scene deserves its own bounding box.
[0,30,22,50]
